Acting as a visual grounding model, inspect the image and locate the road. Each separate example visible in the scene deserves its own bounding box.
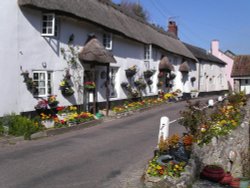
[0,99,210,188]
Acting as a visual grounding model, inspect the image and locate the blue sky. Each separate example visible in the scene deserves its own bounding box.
[112,0,250,55]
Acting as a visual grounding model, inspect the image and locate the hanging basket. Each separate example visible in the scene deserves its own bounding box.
[143,70,155,78]
[125,69,136,77]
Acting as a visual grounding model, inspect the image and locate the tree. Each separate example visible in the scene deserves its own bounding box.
[119,0,149,22]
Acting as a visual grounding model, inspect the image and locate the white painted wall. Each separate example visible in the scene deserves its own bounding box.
[0,0,20,116]
[198,60,227,92]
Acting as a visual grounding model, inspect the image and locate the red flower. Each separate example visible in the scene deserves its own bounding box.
[57,106,65,111]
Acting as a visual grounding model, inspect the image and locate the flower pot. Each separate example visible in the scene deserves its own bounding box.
[220,172,233,185]
[200,165,225,182]
[230,178,240,188]
[42,120,55,129]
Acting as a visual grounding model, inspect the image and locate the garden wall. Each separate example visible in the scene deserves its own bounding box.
[193,100,250,178]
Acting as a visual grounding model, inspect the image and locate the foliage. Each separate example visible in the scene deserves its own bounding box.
[34,99,48,110]
[119,0,149,21]
[147,155,186,178]
[21,71,36,91]
[60,73,75,97]
[125,65,137,77]
[134,78,146,90]
[48,95,59,107]
[84,81,96,89]
[179,101,208,137]
[179,92,247,146]
[0,114,43,140]
[60,34,79,66]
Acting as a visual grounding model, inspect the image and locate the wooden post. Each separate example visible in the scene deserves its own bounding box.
[106,64,110,116]
[93,65,97,115]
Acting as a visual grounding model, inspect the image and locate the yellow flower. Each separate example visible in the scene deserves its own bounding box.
[156,165,162,170]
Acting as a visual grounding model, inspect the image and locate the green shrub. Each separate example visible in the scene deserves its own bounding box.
[0,113,42,140]
[0,121,4,135]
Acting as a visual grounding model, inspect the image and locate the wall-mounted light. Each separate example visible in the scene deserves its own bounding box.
[42,62,47,68]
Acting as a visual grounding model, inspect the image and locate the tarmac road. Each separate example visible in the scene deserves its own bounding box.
[0,98,213,188]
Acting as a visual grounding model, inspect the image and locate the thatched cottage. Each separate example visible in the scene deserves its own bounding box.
[0,0,227,116]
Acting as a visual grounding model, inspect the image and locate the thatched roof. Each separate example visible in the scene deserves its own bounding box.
[159,56,174,72]
[184,43,226,65]
[231,55,250,77]
[18,0,197,61]
[78,35,116,64]
[179,61,190,73]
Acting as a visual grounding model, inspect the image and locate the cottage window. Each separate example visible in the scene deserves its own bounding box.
[109,67,118,98]
[103,33,112,50]
[33,71,52,97]
[41,13,57,37]
[144,44,152,61]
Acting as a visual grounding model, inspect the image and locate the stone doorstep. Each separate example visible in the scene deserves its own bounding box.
[0,119,103,144]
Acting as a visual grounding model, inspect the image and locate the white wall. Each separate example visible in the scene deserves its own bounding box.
[0,0,20,116]
[198,60,227,92]
[0,2,201,115]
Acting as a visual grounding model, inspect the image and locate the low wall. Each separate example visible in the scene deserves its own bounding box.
[193,100,250,177]
[143,100,250,188]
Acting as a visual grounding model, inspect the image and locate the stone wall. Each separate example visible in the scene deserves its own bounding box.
[192,100,250,177]
[143,100,250,188]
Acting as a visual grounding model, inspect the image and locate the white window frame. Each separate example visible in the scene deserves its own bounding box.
[103,33,112,50]
[41,13,56,37]
[33,71,53,97]
[144,44,152,62]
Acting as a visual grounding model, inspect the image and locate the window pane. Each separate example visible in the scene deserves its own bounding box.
[48,88,52,95]
[39,88,46,95]
[39,81,45,87]
[47,22,52,27]
[43,15,47,20]
[48,73,51,80]
[40,73,45,80]
[48,28,52,34]
[33,73,39,80]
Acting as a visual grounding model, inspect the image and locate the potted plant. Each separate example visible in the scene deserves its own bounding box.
[60,79,74,97]
[34,99,48,114]
[84,81,96,90]
[125,65,137,77]
[143,69,155,78]
[48,95,59,108]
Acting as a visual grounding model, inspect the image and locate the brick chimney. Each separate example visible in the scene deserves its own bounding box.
[167,21,178,37]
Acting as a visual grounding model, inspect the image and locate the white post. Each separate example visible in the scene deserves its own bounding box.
[158,116,170,145]
[218,96,223,102]
[208,99,214,107]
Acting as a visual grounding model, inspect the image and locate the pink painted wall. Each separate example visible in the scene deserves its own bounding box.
[211,40,234,90]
